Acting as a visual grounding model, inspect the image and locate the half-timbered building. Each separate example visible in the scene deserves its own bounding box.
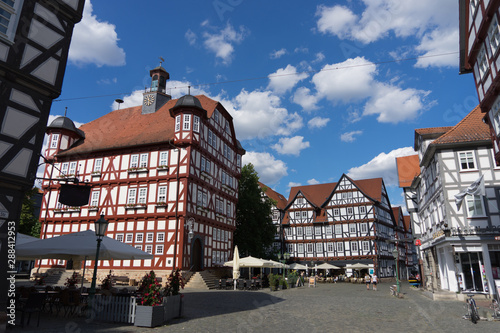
[400,105,500,297]
[259,182,288,254]
[282,174,402,278]
[459,0,500,166]
[39,66,245,280]
[0,0,84,308]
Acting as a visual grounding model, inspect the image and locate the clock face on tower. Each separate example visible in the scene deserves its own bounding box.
[143,94,155,106]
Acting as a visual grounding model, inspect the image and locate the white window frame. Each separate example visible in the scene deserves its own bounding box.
[130,154,139,168]
[362,241,370,252]
[325,225,332,235]
[459,151,476,170]
[305,226,312,236]
[315,242,323,254]
[127,188,137,204]
[349,224,356,234]
[337,242,344,252]
[50,133,59,148]
[125,234,133,243]
[466,194,485,217]
[477,46,489,81]
[334,224,342,235]
[314,226,321,235]
[327,242,334,252]
[193,115,200,133]
[136,233,143,242]
[175,115,181,132]
[61,162,68,175]
[359,206,366,214]
[68,162,77,175]
[90,191,99,206]
[157,186,167,202]
[298,243,304,253]
[137,187,147,204]
[0,0,23,42]
[347,207,353,215]
[159,151,168,166]
[489,15,500,55]
[333,208,339,216]
[183,114,191,131]
[135,245,143,251]
[307,243,313,253]
[492,96,500,136]
[155,245,164,255]
[94,158,102,172]
[145,245,153,254]
[351,241,358,252]
[139,153,148,168]
[115,234,124,242]
[296,226,303,236]
[146,232,154,243]
[360,223,368,234]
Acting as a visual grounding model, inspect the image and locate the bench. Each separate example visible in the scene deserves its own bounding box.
[111,276,130,286]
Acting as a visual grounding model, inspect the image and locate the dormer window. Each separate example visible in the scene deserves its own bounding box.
[175,115,181,132]
[50,134,59,148]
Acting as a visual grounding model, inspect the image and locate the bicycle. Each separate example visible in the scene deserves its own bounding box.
[464,294,480,324]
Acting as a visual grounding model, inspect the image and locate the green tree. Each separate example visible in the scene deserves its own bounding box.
[234,163,276,258]
[18,187,41,238]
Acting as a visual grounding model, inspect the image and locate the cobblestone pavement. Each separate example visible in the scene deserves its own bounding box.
[7,283,500,333]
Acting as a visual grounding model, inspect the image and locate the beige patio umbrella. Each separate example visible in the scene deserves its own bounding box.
[316,263,341,270]
[232,246,240,290]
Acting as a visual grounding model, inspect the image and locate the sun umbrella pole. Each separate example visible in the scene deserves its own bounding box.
[81,256,88,293]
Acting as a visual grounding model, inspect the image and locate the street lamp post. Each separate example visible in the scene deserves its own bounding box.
[279,252,290,279]
[88,214,109,313]
[392,247,400,294]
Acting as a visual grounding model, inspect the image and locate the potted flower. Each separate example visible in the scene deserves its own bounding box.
[162,269,184,322]
[134,271,164,327]
[100,270,113,294]
[65,272,79,289]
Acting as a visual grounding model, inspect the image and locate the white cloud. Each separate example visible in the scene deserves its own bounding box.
[312,57,376,103]
[202,23,247,64]
[315,1,459,68]
[347,147,416,187]
[316,5,358,39]
[340,130,363,142]
[69,0,125,67]
[313,52,325,63]
[288,181,302,189]
[267,65,308,94]
[363,83,431,123]
[294,47,309,54]
[229,89,303,140]
[242,151,288,185]
[272,136,310,156]
[415,28,459,68]
[185,29,197,45]
[307,179,320,185]
[308,117,330,129]
[293,87,319,111]
[270,48,287,59]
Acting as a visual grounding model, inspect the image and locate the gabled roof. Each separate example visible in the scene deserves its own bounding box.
[417,105,490,166]
[57,95,223,156]
[403,215,412,234]
[353,177,384,203]
[287,182,337,209]
[396,155,420,188]
[392,207,402,229]
[431,105,489,145]
[259,182,287,210]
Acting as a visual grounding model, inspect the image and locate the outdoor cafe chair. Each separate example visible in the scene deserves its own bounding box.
[216,279,223,289]
[60,289,81,317]
[17,292,46,327]
[237,279,246,290]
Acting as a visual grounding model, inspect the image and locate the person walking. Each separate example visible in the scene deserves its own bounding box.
[364,273,371,290]
[372,274,378,291]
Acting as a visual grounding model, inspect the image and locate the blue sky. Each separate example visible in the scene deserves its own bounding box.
[45,0,477,210]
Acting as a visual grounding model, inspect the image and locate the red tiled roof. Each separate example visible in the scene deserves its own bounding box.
[259,182,287,210]
[396,155,420,188]
[288,182,337,208]
[431,105,489,145]
[354,178,384,202]
[58,95,219,156]
[414,127,453,136]
[403,215,412,233]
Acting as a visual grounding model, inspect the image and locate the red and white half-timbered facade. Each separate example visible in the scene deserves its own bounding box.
[39,67,245,280]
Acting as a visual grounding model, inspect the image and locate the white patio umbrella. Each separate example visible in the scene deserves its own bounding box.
[16,230,153,261]
[316,263,341,270]
[289,263,308,270]
[232,246,240,290]
[224,256,276,268]
[348,263,371,270]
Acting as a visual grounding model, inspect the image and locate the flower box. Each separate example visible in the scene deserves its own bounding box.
[162,294,181,322]
[134,305,164,327]
[128,167,147,173]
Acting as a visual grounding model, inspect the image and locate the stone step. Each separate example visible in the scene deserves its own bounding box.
[184,271,219,290]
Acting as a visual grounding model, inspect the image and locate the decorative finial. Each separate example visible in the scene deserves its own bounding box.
[159,56,165,67]
[188,85,191,95]
[64,106,67,117]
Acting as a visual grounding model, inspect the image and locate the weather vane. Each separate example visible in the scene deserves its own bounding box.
[159,56,165,67]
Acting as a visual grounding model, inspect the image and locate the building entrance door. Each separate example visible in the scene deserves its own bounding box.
[460,252,483,291]
[192,238,202,271]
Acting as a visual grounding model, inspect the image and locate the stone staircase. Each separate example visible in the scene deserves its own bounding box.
[43,271,86,286]
[184,270,219,290]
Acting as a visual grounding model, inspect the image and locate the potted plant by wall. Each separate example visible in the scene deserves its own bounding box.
[162,268,185,322]
[65,271,79,289]
[268,273,279,291]
[134,271,164,327]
